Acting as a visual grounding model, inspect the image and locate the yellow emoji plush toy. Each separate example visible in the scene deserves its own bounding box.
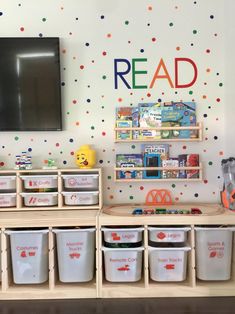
[75,145,96,169]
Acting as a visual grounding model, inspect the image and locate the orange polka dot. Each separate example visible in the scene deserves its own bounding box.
[118,98,123,102]
[219,151,224,156]
[148,6,153,11]
[107,33,112,38]
[202,95,207,99]
[206,68,211,73]
[176,46,180,51]
[76,121,80,126]
[109,195,114,199]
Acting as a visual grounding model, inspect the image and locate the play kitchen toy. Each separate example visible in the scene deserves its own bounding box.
[62,174,99,190]
[5,229,49,284]
[0,175,16,192]
[53,227,95,283]
[148,226,190,244]
[148,246,191,282]
[195,226,235,281]
[21,192,58,207]
[102,246,144,282]
[62,191,99,205]
[75,145,96,169]
[102,227,144,248]
[20,175,58,192]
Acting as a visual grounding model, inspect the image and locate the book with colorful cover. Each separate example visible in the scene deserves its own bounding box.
[161,109,191,139]
[138,103,162,139]
[143,153,161,179]
[187,154,199,178]
[141,144,169,165]
[178,154,187,178]
[116,154,143,179]
[162,158,179,179]
[132,107,140,140]
[173,102,197,138]
[116,120,132,140]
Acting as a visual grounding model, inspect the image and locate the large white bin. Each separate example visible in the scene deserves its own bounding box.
[149,246,191,282]
[103,247,144,282]
[20,175,58,191]
[62,174,99,190]
[0,176,16,192]
[5,229,49,284]
[102,227,144,244]
[195,227,234,281]
[148,226,190,243]
[53,228,95,283]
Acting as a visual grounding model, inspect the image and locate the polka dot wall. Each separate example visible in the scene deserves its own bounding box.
[0,0,226,204]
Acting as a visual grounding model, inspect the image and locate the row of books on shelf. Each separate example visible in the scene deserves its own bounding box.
[116,102,197,140]
[116,144,199,180]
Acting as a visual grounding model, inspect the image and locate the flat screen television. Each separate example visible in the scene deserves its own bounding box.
[0,37,62,131]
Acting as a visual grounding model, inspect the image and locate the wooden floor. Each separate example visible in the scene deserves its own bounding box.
[0,298,235,314]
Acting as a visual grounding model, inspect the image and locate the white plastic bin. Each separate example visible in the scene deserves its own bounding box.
[102,227,144,244]
[62,174,99,190]
[149,246,191,282]
[0,193,16,207]
[5,229,49,284]
[53,228,95,283]
[21,192,58,207]
[62,191,98,205]
[103,247,144,282]
[195,226,235,280]
[0,176,16,192]
[20,175,58,191]
[148,227,190,243]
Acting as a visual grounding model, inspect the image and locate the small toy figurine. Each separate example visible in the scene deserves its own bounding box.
[43,159,57,169]
[75,145,96,169]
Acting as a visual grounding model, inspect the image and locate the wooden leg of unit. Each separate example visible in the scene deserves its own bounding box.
[49,227,56,290]
[189,225,196,288]
[144,225,149,288]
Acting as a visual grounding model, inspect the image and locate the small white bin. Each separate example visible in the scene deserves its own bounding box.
[149,246,191,282]
[5,229,49,284]
[62,191,98,205]
[195,227,235,281]
[62,174,99,190]
[20,175,58,191]
[0,193,16,207]
[21,192,58,207]
[148,227,190,243]
[0,176,16,192]
[103,247,144,282]
[53,228,95,283]
[102,227,144,244]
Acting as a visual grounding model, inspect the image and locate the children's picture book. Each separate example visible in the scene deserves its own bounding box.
[138,103,162,139]
[162,158,179,179]
[116,120,132,140]
[141,144,169,165]
[116,154,143,179]
[173,102,197,138]
[116,107,133,121]
[161,109,191,139]
[143,153,161,179]
[132,107,140,140]
[178,154,187,178]
[187,154,199,178]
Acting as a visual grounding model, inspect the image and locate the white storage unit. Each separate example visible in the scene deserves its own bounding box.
[53,227,96,283]
[0,193,16,208]
[20,175,58,191]
[103,247,144,282]
[21,192,58,207]
[5,229,49,284]
[149,246,191,282]
[148,226,190,243]
[62,191,99,205]
[62,174,99,190]
[102,227,144,244]
[0,176,16,192]
[195,227,235,281]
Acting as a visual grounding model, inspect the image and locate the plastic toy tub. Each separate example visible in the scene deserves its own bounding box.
[0,193,16,207]
[149,246,191,282]
[20,175,58,191]
[62,191,99,205]
[148,226,190,243]
[103,246,144,282]
[0,176,16,192]
[5,229,49,284]
[62,174,99,190]
[53,227,95,283]
[195,226,235,281]
[102,227,144,245]
[21,192,58,207]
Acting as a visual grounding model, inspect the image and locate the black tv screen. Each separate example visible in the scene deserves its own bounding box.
[0,37,62,131]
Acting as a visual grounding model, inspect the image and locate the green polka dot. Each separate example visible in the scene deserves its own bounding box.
[205,128,208,131]
[172,184,176,188]
[193,30,197,34]
[219,83,223,87]
[208,161,213,166]
[189,91,193,95]
[125,20,129,25]
[129,195,134,200]
[107,176,112,180]
[131,145,136,149]
[129,185,132,188]
[169,22,174,27]
[67,111,70,115]
[102,75,107,79]
[14,136,19,141]
[101,106,104,109]
[91,126,95,130]
[42,18,46,22]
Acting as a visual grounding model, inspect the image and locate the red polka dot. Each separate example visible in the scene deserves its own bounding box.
[180,192,183,195]
[102,132,106,136]
[0,162,4,166]
[76,121,80,126]
[182,145,187,150]
[147,93,151,97]
[206,49,210,53]
[204,180,208,184]
[152,37,156,42]
[118,98,123,102]
[102,51,107,56]
[56,143,60,147]
[80,65,84,69]
[219,151,224,156]
[70,151,74,156]
[203,149,207,152]
[107,33,112,38]
[73,100,77,104]
[205,137,208,141]
[140,186,144,190]
[20,27,24,32]
[216,98,221,102]
[175,197,179,202]
[148,6,153,11]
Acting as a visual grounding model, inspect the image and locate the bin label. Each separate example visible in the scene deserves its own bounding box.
[207,241,225,258]
[117,264,130,271]
[69,253,81,259]
[164,264,175,270]
[156,232,182,241]
[111,232,135,242]
[18,246,38,258]
[29,178,53,188]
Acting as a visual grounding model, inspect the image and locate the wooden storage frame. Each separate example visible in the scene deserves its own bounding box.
[0,168,103,211]
[98,205,235,298]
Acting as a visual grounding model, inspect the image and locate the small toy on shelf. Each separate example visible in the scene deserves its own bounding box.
[75,145,96,169]
[43,159,57,169]
[15,151,32,170]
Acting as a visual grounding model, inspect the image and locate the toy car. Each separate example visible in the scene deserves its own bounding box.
[155,208,166,214]
[191,208,202,215]
[132,208,143,215]
[143,209,154,215]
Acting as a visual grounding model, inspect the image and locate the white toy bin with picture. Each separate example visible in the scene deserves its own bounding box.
[53,227,96,283]
[20,175,58,191]
[62,191,99,205]
[21,192,58,207]
[0,193,16,207]
[148,226,190,244]
[0,176,16,192]
[5,229,49,284]
[62,174,99,190]
[195,226,235,281]
[103,247,144,282]
[149,246,191,282]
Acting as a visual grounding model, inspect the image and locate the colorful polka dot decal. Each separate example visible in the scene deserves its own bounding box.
[0,0,226,204]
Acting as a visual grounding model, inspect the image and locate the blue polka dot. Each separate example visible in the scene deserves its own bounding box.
[63,160,67,165]
[140,49,144,53]
[69,138,74,143]
[28,148,32,152]
[0,12,3,16]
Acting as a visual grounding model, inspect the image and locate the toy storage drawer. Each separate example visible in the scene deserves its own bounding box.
[20,175,58,191]
[0,193,16,207]
[0,176,16,192]
[62,191,99,205]
[62,174,99,190]
[102,227,144,244]
[21,192,58,207]
[148,227,190,243]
